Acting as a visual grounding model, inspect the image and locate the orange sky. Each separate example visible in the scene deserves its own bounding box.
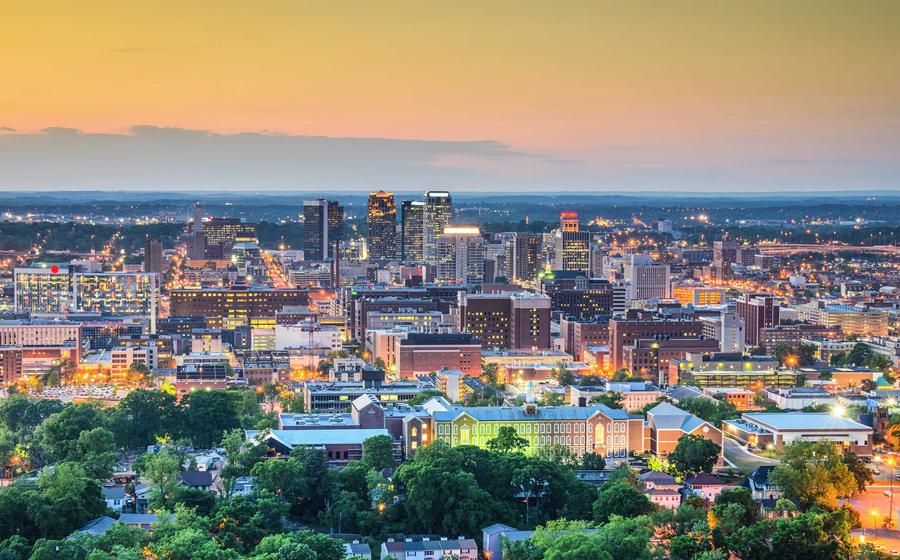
[1,1,899,190]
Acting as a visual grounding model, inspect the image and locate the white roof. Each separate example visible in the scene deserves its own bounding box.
[743,412,872,432]
[248,428,389,447]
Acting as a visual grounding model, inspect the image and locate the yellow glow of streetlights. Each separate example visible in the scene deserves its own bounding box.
[831,404,846,417]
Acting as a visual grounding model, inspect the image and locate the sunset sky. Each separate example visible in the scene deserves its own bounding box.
[1,0,899,191]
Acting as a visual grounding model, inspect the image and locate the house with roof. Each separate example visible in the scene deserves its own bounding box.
[247,428,391,465]
[482,523,598,560]
[722,412,873,456]
[344,540,372,559]
[180,470,213,491]
[639,470,681,509]
[684,472,732,502]
[381,536,478,560]
[73,513,175,537]
[431,402,647,464]
[741,465,781,501]
[102,485,126,512]
[645,402,723,457]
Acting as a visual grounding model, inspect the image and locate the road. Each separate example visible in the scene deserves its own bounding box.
[722,437,779,473]
[844,485,900,554]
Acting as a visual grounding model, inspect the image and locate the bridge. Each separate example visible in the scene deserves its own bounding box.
[755,244,898,256]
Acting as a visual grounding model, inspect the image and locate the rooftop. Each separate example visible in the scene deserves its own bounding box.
[741,412,873,432]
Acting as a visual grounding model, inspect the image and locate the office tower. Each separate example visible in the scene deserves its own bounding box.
[459,291,552,349]
[735,293,780,347]
[72,272,160,332]
[623,254,670,300]
[193,201,203,233]
[552,230,591,273]
[143,237,163,274]
[303,199,329,261]
[540,272,618,319]
[423,191,452,264]
[560,211,580,232]
[14,267,72,315]
[700,311,746,353]
[712,238,738,282]
[170,287,309,328]
[327,200,344,250]
[187,233,207,261]
[366,191,397,260]
[202,218,257,250]
[509,233,542,285]
[609,314,704,369]
[435,226,485,285]
[400,200,425,262]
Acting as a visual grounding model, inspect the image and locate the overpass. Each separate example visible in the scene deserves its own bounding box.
[756,244,898,256]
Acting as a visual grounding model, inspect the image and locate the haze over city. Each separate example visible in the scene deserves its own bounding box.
[2,1,900,191]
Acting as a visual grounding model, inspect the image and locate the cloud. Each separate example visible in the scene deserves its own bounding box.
[0,126,568,190]
[0,126,897,192]
[0,126,16,133]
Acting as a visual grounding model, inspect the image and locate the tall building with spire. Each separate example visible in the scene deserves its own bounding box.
[366,191,397,260]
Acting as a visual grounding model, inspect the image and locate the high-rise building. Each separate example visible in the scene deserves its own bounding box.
[459,291,552,350]
[509,233,543,286]
[193,201,203,234]
[304,199,330,261]
[327,200,344,252]
[623,255,670,300]
[700,312,745,353]
[423,191,452,265]
[170,287,309,328]
[143,237,163,275]
[735,293,780,347]
[609,313,704,369]
[540,272,620,319]
[202,218,257,252]
[72,272,160,330]
[435,226,485,286]
[14,267,72,315]
[400,200,425,262]
[552,231,591,273]
[366,191,397,260]
[560,211,580,232]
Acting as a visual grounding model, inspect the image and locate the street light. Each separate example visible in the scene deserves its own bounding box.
[871,509,880,536]
[888,457,896,528]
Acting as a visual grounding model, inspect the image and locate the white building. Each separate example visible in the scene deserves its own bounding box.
[382,537,478,560]
[274,324,342,351]
[700,312,745,353]
[624,255,670,300]
[435,226,485,286]
[364,328,407,371]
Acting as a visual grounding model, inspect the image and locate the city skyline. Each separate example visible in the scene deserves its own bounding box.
[2,1,899,191]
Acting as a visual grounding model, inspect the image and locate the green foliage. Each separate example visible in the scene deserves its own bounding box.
[768,441,859,510]
[581,452,606,471]
[180,391,241,448]
[589,392,624,409]
[551,363,576,387]
[405,390,446,406]
[361,435,394,471]
[669,434,720,476]
[592,481,653,523]
[250,448,332,521]
[676,397,738,427]
[487,426,528,454]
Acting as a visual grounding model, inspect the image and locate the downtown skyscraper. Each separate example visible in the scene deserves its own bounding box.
[303,199,343,261]
[366,191,397,260]
[423,190,452,265]
[400,200,425,263]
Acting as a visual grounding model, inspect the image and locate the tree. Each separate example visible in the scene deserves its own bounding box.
[136,449,182,511]
[405,390,446,406]
[180,390,240,448]
[487,426,528,454]
[362,435,394,471]
[552,363,576,387]
[481,363,501,387]
[110,389,180,449]
[843,451,874,493]
[669,434,720,476]
[590,392,624,409]
[769,441,858,510]
[36,462,106,538]
[581,452,606,471]
[540,392,565,406]
[72,427,117,479]
[593,481,653,523]
[34,403,103,465]
[251,447,333,521]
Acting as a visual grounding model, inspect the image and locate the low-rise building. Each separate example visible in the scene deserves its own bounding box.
[722,412,873,456]
[645,402,723,457]
[702,387,757,410]
[763,387,835,410]
[381,537,478,560]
